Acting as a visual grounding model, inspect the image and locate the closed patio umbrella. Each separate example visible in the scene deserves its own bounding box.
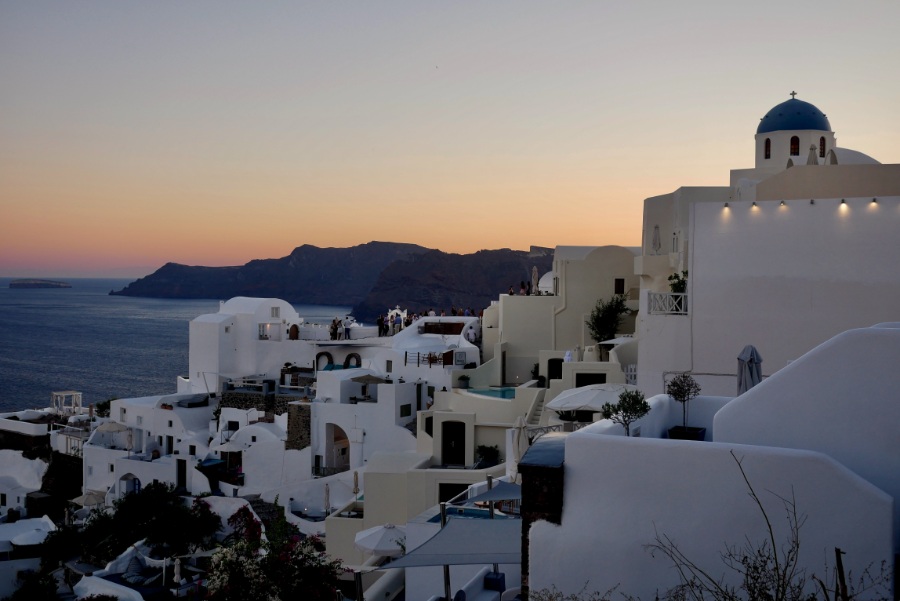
[737,345,763,395]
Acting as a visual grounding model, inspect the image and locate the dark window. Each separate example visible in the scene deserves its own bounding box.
[764,138,771,159]
[385,360,392,373]
[614,278,625,295]
[439,482,469,503]
[400,404,412,418]
[1,493,6,506]
[548,358,564,381]
[189,445,196,456]
[819,136,826,158]
[251,436,256,442]
[790,136,800,156]
[575,372,607,387]
[425,416,433,437]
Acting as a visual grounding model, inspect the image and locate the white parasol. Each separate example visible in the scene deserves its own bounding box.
[354,523,407,557]
[546,384,639,412]
[71,490,106,507]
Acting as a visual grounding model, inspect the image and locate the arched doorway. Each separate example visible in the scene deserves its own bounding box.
[441,421,466,466]
[325,423,350,474]
[118,473,141,500]
[289,324,299,340]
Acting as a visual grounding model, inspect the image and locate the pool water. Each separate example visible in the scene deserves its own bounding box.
[469,387,517,399]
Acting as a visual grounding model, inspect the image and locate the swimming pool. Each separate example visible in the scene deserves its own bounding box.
[428,506,513,522]
[469,387,517,399]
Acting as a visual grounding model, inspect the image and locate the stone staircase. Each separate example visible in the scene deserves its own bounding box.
[244,495,284,530]
[527,396,546,426]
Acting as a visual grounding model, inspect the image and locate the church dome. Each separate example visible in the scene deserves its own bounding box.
[757,96,831,134]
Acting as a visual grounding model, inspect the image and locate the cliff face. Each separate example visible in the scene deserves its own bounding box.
[110,242,554,317]
[110,241,430,304]
[351,248,554,320]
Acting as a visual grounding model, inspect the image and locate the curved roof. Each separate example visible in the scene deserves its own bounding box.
[826,147,881,166]
[757,98,831,134]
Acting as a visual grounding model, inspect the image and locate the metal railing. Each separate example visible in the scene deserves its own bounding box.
[648,292,688,315]
[404,351,448,367]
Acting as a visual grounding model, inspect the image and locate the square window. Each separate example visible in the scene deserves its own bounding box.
[224,326,231,334]
[400,404,412,418]
[251,436,257,442]
[271,307,280,319]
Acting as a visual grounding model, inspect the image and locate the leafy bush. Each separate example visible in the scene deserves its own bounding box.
[586,295,629,345]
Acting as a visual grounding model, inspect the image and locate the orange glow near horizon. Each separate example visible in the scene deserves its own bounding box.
[2,3,899,278]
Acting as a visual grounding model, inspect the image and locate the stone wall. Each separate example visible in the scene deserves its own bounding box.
[286,403,311,451]
[221,391,267,412]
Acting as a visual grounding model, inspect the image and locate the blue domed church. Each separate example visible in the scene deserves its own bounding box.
[755,93,835,169]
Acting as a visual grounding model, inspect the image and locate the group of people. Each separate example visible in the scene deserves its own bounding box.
[375,313,405,337]
[374,306,485,338]
[509,280,536,296]
[329,317,354,340]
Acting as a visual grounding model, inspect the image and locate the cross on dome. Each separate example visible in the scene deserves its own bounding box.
[790,91,797,99]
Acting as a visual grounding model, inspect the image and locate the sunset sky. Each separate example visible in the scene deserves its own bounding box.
[2,1,899,278]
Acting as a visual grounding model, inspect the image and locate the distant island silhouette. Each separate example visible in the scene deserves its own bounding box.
[110,241,554,320]
[9,279,72,289]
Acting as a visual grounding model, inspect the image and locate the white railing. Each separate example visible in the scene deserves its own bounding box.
[648,292,688,315]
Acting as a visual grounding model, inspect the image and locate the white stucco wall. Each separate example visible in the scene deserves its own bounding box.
[529,433,893,600]
[715,326,900,551]
[638,195,900,396]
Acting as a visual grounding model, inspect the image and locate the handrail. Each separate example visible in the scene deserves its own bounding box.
[648,292,688,315]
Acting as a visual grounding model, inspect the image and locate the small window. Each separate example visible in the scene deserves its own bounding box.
[425,416,433,437]
[109,464,115,473]
[189,445,196,456]
[764,138,771,159]
[1,493,6,506]
[224,326,231,334]
[168,420,173,428]
[251,436,257,443]
[614,278,625,295]
[400,404,412,418]
[790,136,800,156]
[819,136,826,158]
[386,360,393,373]
[271,307,280,319]
[137,416,143,426]
[87,466,93,476]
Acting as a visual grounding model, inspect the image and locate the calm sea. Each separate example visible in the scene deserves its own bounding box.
[0,278,348,413]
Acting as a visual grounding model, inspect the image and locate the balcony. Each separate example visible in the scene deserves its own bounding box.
[648,292,688,315]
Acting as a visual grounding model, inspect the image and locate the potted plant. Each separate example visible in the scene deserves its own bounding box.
[668,270,688,293]
[665,373,705,441]
[600,389,651,437]
[475,444,500,468]
[457,374,470,389]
